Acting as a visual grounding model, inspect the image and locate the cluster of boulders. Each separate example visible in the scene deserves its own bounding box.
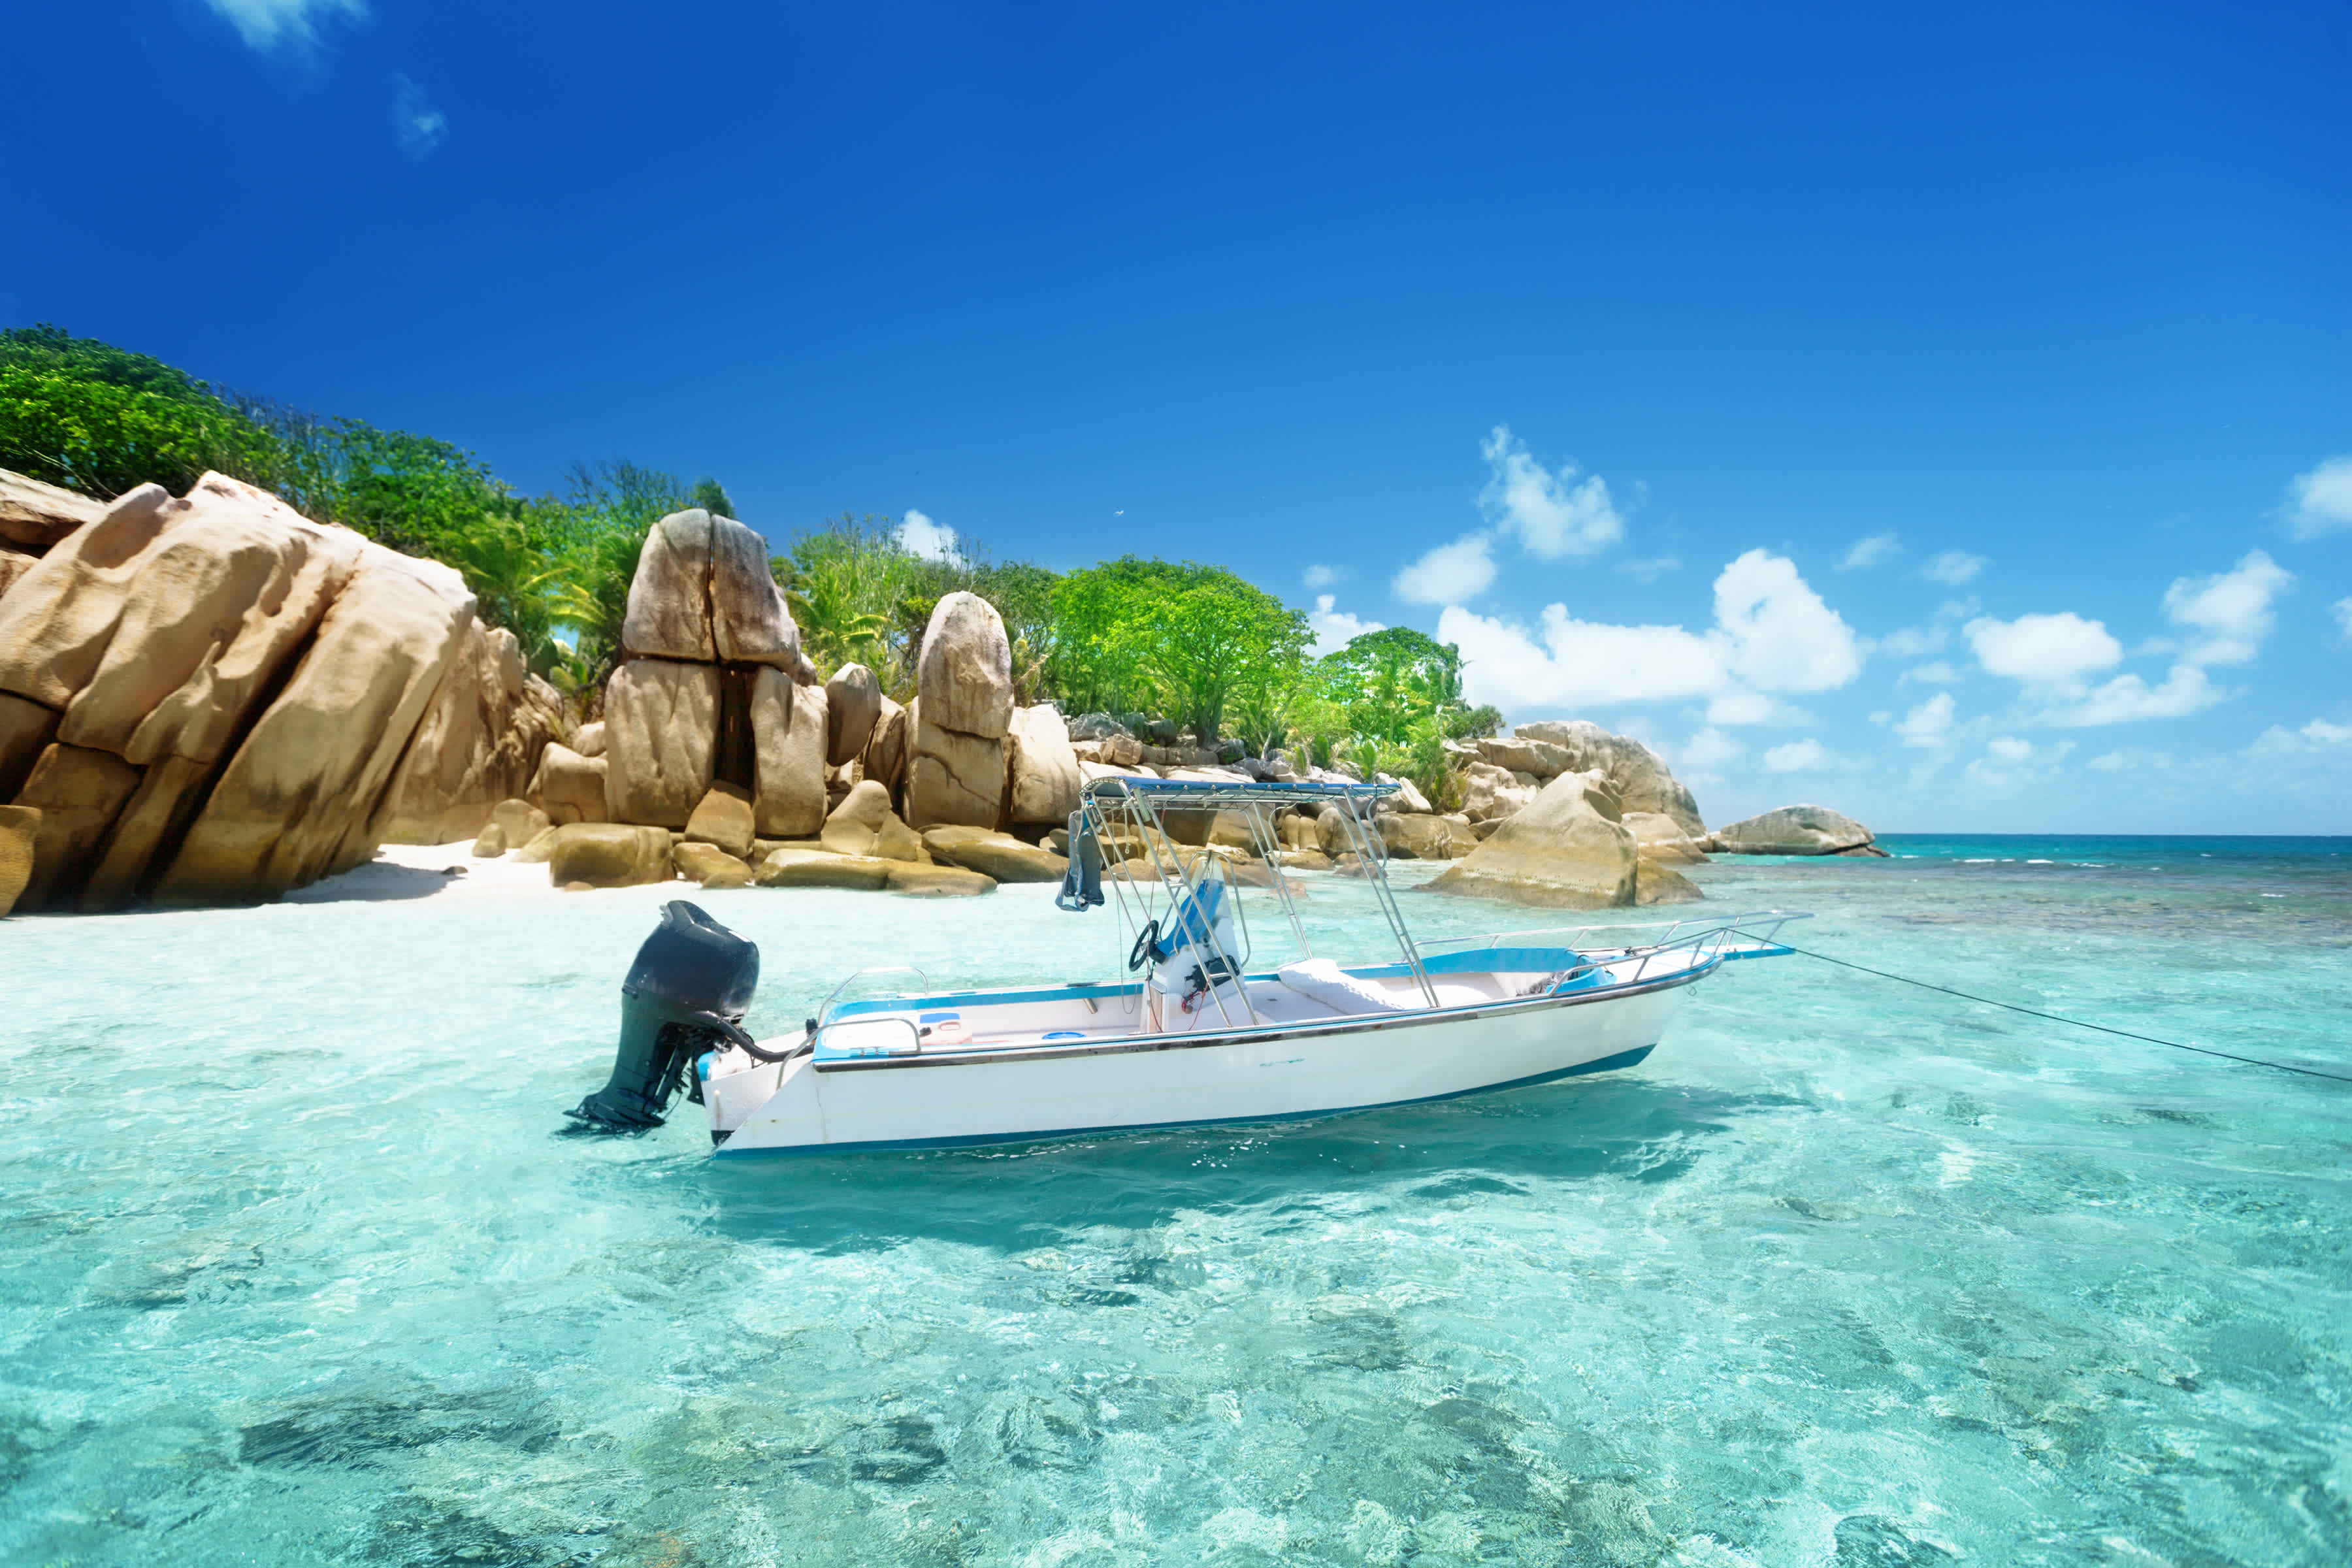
[486,522,1085,895]
[0,465,1889,918]
[0,468,557,914]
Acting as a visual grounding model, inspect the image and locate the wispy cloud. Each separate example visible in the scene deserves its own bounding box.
[2332,597,2352,637]
[1614,555,1680,583]
[898,508,957,562]
[2160,549,2291,666]
[1837,532,1900,572]
[1306,595,1383,658]
[2286,455,2352,540]
[1919,549,1987,586]
[1302,563,1343,590]
[1894,692,1955,747]
[1478,425,1624,560]
[204,0,367,54]
[394,75,447,158]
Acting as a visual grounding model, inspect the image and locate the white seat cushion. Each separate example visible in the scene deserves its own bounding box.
[1276,958,1413,1015]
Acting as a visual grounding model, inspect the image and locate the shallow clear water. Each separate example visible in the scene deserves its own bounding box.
[3,837,2349,1566]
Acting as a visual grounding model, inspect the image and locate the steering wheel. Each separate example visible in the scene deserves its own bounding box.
[1128,919,1162,973]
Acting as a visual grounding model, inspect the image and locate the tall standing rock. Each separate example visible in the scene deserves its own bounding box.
[749,669,826,837]
[602,659,719,828]
[862,695,908,795]
[825,662,882,769]
[906,592,1013,829]
[1005,704,1080,825]
[620,508,815,679]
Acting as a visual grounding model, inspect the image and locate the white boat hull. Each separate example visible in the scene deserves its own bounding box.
[706,973,1695,1156]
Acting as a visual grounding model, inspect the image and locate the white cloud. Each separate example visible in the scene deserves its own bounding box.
[204,0,366,52]
[1965,612,2123,689]
[2161,549,2291,666]
[898,508,957,561]
[1615,555,1681,583]
[2287,455,2352,540]
[2247,717,2352,756]
[1837,532,1901,571]
[2089,747,2174,772]
[2042,664,2221,726]
[2332,597,2352,636]
[1899,661,1962,687]
[1894,692,1955,747]
[393,75,446,157]
[1763,739,1831,772]
[1302,563,1343,590]
[1394,534,1496,604]
[1443,549,1863,716]
[1478,425,1624,560]
[1306,595,1383,658]
[1714,549,1865,693]
[1674,728,1744,772]
[1985,734,2033,765]
[1919,549,1988,586]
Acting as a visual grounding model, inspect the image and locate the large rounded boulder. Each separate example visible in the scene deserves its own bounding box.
[1425,769,1637,909]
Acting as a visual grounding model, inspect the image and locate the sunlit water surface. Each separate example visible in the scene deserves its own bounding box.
[3,836,2349,1566]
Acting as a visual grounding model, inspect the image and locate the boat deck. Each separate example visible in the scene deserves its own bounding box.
[810,947,1616,1061]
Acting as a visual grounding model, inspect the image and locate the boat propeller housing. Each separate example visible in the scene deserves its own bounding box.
[567,901,760,1132]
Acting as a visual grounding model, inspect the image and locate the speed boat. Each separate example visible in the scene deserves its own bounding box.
[567,777,1804,1155]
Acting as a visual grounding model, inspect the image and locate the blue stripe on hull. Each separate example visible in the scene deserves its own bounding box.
[711,1043,1658,1158]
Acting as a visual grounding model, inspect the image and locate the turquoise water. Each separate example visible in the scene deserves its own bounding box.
[3,837,2348,1565]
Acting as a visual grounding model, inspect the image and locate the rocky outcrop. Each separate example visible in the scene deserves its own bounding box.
[1006,704,1080,825]
[379,619,564,844]
[1622,811,1710,864]
[1425,770,1639,909]
[0,470,106,553]
[1710,804,1885,856]
[920,825,1066,883]
[862,696,909,796]
[684,783,758,859]
[825,662,882,769]
[674,840,753,887]
[0,472,480,909]
[603,659,717,827]
[820,779,924,860]
[1461,760,1539,823]
[621,508,814,676]
[0,549,37,600]
[750,670,826,838]
[1507,721,1705,839]
[1377,814,1478,860]
[906,593,1014,829]
[543,823,675,888]
[529,743,608,825]
[0,802,36,916]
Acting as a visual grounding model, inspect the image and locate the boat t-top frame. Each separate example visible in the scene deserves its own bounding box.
[1056,776,1439,1024]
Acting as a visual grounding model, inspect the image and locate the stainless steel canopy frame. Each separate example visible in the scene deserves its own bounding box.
[1067,776,1441,1021]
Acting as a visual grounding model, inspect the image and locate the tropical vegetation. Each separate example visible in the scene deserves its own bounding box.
[2,325,1494,800]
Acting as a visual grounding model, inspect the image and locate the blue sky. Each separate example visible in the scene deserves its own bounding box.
[5,1,2346,832]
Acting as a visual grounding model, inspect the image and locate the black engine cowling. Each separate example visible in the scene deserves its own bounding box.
[566,900,760,1132]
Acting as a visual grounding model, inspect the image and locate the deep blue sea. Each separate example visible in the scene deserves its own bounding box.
[3,836,2347,1566]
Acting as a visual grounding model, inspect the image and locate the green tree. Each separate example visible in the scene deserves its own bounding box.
[691,476,736,518]
[0,325,276,497]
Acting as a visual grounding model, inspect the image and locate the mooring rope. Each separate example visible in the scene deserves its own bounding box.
[1778,943,2352,1087]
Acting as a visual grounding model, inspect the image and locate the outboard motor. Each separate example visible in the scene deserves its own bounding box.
[567,901,760,1132]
